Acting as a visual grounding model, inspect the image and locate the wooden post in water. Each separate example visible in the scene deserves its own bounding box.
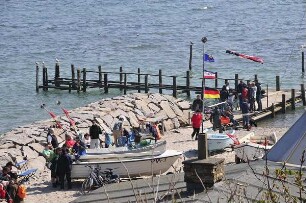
[55,62,60,87]
[145,75,149,93]
[104,73,108,93]
[159,69,162,94]
[291,89,295,110]
[173,76,177,98]
[235,74,239,90]
[255,74,258,81]
[71,64,76,88]
[77,69,81,93]
[282,94,286,113]
[214,72,218,88]
[68,83,71,93]
[276,76,280,91]
[36,64,39,92]
[119,66,123,91]
[42,67,46,91]
[302,50,305,73]
[266,84,269,108]
[189,42,193,70]
[301,84,306,106]
[186,71,190,97]
[45,67,48,91]
[124,73,127,95]
[98,65,102,87]
[82,68,87,92]
[137,68,141,93]
[271,103,275,118]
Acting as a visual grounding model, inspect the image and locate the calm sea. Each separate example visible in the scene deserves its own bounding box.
[0,0,305,134]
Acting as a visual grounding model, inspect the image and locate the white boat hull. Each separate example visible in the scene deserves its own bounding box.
[71,150,182,179]
[204,128,236,152]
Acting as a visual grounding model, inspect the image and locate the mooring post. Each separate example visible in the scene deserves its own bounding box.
[124,73,127,95]
[215,72,218,88]
[291,89,295,110]
[138,68,141,93]
[145,75,149,93]
[266,84,269,108]
[98,65,102,86]
[71,64,76,88]
[42,67,46,91]
[235,74,239,90]
[119,66,123,91]
[104,73,108,93]
[189,42,193,70]
[45,67,48,91]
[173,76,177,98]
[301,84,306,106]
[186,71,190,97]
[198,133,208,159]
[55,62,60,87]
[77,69,81,93]
[282,94,286,113]
[255,74,258,81]
[82,68,87,92]
[68,83,71,93]
[271,103,275,118]
[276,76,280,91]
[302,50,305,73]
[159,69,163,94]
[36,64,39,92]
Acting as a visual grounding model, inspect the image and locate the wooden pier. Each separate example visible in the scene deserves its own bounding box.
[36,63,306,121]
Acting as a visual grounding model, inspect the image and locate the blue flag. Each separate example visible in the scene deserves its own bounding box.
[204,54,215,62]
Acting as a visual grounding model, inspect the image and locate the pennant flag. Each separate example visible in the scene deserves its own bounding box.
[204,70,216,79]
[204,54,215,62]
[226,50,264,64]
[204,88,220,99]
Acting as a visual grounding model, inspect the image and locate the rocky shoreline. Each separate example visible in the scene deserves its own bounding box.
[0,93,191,174]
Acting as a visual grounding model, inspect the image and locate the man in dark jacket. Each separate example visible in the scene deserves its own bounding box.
[192,95,203,112]
[89,119,102,149]
[57,148,73,189]
[255,80,262,111]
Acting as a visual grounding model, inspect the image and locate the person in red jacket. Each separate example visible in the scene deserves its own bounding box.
[191,110,203,140]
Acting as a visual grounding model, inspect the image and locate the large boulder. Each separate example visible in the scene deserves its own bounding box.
[27,156,46,173]
[22,146,39,159]
[28,143,45,155]
[159,101,177,119]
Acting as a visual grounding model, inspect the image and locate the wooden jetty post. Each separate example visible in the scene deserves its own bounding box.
[68,83,71,93]
[145,75,149,93]
[186,71,190,97]
[98,65,102,86]
[36,64,39,92]
[55,62,60,87]
[301,84,306,106]
[302,50,305,73]
[137,68,141,93]
[82,68,87,92]
[119,66,123,91]
[214,72,218,88]
[282,94,286,113]
[104,73,108,93]
[42,67,48,91]
[77,69,81,93]
[235,74,239,90]
[159,69,163,94]
[189,42,193,70]
[255,74,258,81]
[291,89,295,110]
[276,76,280,91]
[124,73,127,95]
[266,84,269,108]
[71,64,76,88]
[173,76,177,98]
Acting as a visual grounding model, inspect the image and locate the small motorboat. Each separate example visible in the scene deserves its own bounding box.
[203,128,237,152]
[71,150,183,179]
[234,132,277,163]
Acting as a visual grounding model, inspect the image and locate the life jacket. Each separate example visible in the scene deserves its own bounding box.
[17,184,27,199]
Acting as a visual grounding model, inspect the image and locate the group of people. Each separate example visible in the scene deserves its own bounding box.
[0,161,25,203]
[191,79,262,138]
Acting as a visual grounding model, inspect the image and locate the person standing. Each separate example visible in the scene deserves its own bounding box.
[192,95,203,112]
[210,107,221,131]
[191,110,203,140]
[50,147,61,188]
[237,80,245,108]
[57,148,73,190]
[220,85,229,111]
[89,119,102,149]
[112,116,124,146]
[241,99,250,130]
[47,128,59,149]
[255,80,262,111]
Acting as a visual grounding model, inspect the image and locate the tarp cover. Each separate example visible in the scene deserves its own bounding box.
[265,111,306,165]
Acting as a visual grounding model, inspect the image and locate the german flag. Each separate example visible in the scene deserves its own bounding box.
[204,88,220,99]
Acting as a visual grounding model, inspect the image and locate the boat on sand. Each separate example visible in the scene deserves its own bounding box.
[203,128,237,152]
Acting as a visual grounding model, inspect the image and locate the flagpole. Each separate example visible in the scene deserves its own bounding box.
[201,37,207,133]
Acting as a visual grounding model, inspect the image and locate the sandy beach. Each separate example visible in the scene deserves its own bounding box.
[24,125,288,203]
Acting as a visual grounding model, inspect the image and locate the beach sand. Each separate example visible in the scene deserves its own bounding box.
[25,126,288,203]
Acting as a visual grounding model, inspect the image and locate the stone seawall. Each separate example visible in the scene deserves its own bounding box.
[0,93,191,174]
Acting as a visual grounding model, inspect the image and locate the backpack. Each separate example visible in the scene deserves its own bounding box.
[17,184,27,199]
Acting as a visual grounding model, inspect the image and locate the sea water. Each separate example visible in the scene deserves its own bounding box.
[0,0,305,134]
